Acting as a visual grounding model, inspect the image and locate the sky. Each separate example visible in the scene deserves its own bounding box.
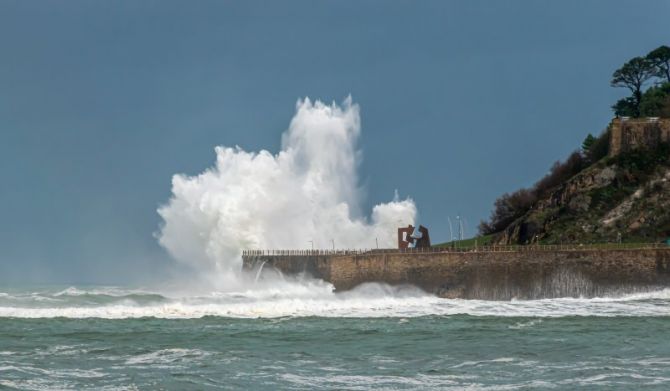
[1,0,668,284]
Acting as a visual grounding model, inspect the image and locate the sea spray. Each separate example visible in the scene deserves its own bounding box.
[157,97,416,286]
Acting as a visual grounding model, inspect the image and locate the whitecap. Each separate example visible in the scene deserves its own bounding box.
[125,348,210,366]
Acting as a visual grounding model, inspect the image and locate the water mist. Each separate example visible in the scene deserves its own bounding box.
[157,97,416,287]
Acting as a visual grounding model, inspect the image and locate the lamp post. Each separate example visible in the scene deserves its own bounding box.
[447,217,454,242]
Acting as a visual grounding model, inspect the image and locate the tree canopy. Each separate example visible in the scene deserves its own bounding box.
[611,46,670,118]
[611,57,656,117]
[647,45,670,82]
[582,134,596,154]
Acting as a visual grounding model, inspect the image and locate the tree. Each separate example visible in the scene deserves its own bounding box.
[582,134,596,155]
[611,57,656,117]
[647,45,670,82]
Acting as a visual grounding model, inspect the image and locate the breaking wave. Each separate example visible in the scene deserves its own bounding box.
[1,285,670,319]
[156,97,416,287]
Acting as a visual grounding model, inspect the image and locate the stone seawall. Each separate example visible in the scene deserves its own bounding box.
[243,248,670,300]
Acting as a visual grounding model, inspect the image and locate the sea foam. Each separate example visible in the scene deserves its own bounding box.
[1,285,670,319]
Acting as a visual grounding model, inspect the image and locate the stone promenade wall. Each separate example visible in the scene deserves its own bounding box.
[243,248,670,300]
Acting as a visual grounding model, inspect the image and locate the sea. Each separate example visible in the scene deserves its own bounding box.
[2,282,670,390]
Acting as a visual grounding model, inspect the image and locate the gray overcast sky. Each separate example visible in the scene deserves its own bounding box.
[1,1,668,284]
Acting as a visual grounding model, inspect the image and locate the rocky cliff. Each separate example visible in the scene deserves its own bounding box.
[496,145,670,245]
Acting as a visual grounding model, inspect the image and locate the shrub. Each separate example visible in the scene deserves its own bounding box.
[584,129,610,163]
[479,189,537,235]
[534,151,585,199]
[639,83,670,117]
[612,97,638,117]
[615,143,670,175]
[479,151,586,235]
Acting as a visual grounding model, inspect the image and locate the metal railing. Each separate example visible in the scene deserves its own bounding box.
[242,242,668,257]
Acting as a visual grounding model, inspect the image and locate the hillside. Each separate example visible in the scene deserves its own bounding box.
[476,45,670,246]
[490,144,670,245]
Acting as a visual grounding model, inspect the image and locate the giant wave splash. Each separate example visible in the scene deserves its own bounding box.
[156,97,416,287]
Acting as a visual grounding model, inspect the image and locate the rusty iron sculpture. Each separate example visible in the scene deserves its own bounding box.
[397,225,431,249]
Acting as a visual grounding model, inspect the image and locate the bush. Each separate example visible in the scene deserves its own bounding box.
[639,83,670,117]
[612,97,638,117]
[479,189,537,235]
[584,129,609,163]
[534,151,585,199]
[615,143,670,175]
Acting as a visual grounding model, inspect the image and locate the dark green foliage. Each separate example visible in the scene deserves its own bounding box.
[639,82,670,117]
[585,130,609,162]
[612,96,638,117]
[589,186,616,207]
[582,134,596,154]
[589,185,631,211]
[647,45,670,82]
[611,47,670,117]
[581,131,610,164]
[615,143,670,176]
[613,84,670,118]
[611,56,657,117]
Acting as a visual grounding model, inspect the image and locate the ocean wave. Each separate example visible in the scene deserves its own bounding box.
[1,285,669,319]
[125,348,210,366]
[0,287,170,309]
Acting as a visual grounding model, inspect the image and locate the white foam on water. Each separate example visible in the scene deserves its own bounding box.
[125,348,210,366]
[52,286,155,297]
[508,319,543,329]
[1,285,670,319]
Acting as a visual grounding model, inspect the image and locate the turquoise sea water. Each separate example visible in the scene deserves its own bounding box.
[2,285,670,390]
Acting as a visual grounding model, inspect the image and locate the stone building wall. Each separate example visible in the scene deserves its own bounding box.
[609,117,670,157]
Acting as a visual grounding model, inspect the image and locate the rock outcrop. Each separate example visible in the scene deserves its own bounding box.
[497,149,670,245]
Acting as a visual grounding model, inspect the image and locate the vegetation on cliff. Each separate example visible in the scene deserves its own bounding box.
[488,145,670,245]
[611,45,670,117]
[478,45,670,245]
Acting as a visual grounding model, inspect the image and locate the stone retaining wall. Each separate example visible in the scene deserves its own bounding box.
[243,249,670,300]
[609,117,670,157]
